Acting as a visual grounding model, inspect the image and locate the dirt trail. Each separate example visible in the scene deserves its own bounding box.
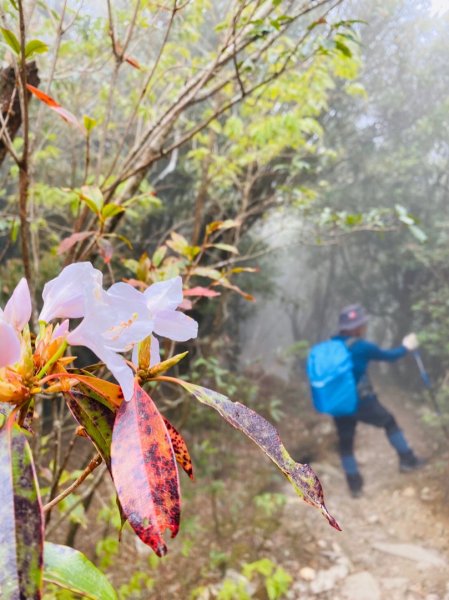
[279,385,449,599]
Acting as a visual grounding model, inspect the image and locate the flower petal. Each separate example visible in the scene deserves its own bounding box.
[4,278,32,331]
[153,310,198,342]
[52,319,69,339]
[0,321,21,367]
[39,262,103,323]
[68,284,154,353]
[150,335,160,367]
[144,277,183,313]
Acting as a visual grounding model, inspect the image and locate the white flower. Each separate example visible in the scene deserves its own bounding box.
[39,262,103,323]
[0,278,32,367]
[68,276,197,401]
[67,282,155,401]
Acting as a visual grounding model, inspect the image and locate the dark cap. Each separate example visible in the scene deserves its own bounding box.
[338,304,368,331]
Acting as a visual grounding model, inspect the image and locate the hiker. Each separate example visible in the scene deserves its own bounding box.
[333,304,425,497]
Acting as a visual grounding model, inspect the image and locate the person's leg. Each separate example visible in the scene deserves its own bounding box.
[334,416,363,496]
[357,395,424,471]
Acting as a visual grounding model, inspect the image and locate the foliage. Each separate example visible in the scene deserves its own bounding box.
[0,0,375,595]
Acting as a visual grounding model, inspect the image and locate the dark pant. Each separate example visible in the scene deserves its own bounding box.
[334,394,410,476]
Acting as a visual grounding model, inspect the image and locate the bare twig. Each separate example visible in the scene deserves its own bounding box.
[43,453,103,515]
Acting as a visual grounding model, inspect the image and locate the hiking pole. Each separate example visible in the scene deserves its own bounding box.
[412,350,449,441]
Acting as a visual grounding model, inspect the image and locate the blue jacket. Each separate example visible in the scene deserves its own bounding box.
[333,335,408,383]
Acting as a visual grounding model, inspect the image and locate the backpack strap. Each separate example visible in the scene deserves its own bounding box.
[343,336,359,349]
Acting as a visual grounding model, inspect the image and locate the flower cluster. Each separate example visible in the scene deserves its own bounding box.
[0,262,197,401]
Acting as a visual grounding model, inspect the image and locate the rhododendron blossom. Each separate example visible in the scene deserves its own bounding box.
[0,278,32,368]
[39,262,103,323]
[0,263,197,401]
[68,277,198,400]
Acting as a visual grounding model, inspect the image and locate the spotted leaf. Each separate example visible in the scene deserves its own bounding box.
[0,418,44,599]
[111,383,180,556]
[65,390,115,470]
[165,379,341,531]
[72,375,124,409]
[162,416,194,480]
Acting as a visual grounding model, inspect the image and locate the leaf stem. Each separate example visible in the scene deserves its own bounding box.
[36,341,68,379]
[43,453,102,514]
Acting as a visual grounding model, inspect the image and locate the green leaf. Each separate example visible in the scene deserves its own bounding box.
[408,224,428,243]
[335,39,352,57]
[168,379,341,531]
[79,185,104,215]
[43,542,117,600]
[190,266,222,280]
[24,39,48,58]
[1,28,20,55]
[210,243,239,255]
[101,203,125,219]
[0,420,44,599]
[152,245,167,267]
[83,115,97,132]
[10,219,19,242]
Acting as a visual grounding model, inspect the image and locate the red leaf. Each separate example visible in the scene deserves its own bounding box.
[97,238,114,264]
[183,286,221,298]
[57,231,95,255]
[111,383,180,556]
[124,55,141,69]
[178,299,193,311]
[26,84,83,130]
[162,416,194,480]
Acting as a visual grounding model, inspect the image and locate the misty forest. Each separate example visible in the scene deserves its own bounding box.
[0,0,448,598]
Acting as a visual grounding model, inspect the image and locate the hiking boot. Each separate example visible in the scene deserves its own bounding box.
[346,473,363,498]
[399,451,427,473]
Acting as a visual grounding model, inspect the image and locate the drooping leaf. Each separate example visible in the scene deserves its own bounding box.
[162,416,194,480]
[43,542,117,600]
[183,286,221,298]
[24,39,48,58]
[111,383,180,556]
[57,231,95,255]
[65,390,115,470]
[0,419,44,599]
[165,379,341,531]
[26,84,82,129]
[1,28,20,54]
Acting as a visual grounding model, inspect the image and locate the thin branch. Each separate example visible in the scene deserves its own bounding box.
[17,0,33,300]
[103,0,179,182]
[43,453,103,514]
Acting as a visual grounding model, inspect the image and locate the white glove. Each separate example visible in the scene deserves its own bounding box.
[402,333,419,351]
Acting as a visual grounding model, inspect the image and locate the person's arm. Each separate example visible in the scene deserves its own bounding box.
[355,339,407,362]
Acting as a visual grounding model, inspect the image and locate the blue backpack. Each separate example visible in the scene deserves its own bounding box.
[306,338,358,417]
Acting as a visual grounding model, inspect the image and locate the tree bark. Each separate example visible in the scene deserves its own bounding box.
[0,62,39,167]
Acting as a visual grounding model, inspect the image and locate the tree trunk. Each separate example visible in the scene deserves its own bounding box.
[0,62,39,167]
